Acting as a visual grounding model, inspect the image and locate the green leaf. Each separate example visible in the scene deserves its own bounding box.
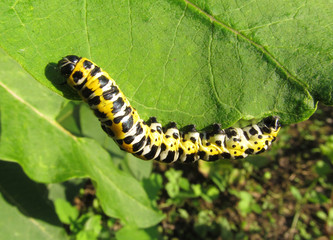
[54,199,79,225]
[1,0,328,128]
[290,186,303,201]
[307,190,329,204]
[124,154,153,181]
[320,136,333,164]
[205,186,220,201]
[0,161,67,239]
[56,101,82,136]
[328,208,333,227]
[115,225,161,240]
[237,191,254,216]
[72,214,103,240]
[0,49,163,227]
[141,173,163,202]
[80,103,153,180]
[48,179,86,203]
[314,160,332,177]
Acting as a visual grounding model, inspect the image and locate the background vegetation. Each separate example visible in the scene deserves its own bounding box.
[0,0,332,239]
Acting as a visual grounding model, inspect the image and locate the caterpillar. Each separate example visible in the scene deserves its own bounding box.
[58,55,281,163]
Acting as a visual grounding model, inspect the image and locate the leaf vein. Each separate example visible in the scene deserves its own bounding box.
[156,4,187,108]
[0,82,76,140]
[184,0,309,90]
[84,0,92,59]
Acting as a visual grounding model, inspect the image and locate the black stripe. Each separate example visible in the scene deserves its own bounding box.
[256,148,266,154]
[74,79,87,90]
[122,115,134,133]
[112,97,125,114]
[81,87,94,99]
[146,136,151,146]
[156,126,162,134]
[60,63,75,77]
[101,125,114,137]
[88,96,101,106]
[114,106,132,125]
[243,131,250,140]
[83,60,93,69]
[113,116,123,124]
[198,151,206,159]
[161,143,166,151]
[245,148,254,154]
[163,151,175,163]
[90,66,100,76]
[184,153,195,163]
[102,120,112,126]
[212,123,223,134]
[135,123,143,135]
[114,106,132,124]
[135,149,143,156]
[132,136,146,152]
[208,155,219,161]
[223,138,227,148]
[172,133,179,139]
[221,152,231,159]
[149,117,157,123]
[178,148,183,157]
[97,75,108,88]
[103,86,119,100]
[124,135,135,144]
[72,71,83,83]
[262,126,271,133]
[94,109,107,119]
[144,145,158,160]
[199,133,204,140]
[249,127,258,135]
[225,128,237,138]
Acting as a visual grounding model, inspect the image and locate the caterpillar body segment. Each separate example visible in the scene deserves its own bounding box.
[58,55,281,163]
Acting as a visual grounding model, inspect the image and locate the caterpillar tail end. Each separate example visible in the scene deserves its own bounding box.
[263,116,281,131]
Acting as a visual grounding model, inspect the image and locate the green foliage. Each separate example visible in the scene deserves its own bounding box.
[54,199,79,225]
[321,136,333,165]
[0,161,68,239]
[54,198,108,240]
[2,0,331,127]
[0,0,333,239]
[164,168,219,205]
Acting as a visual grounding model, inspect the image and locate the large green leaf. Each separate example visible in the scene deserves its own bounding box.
[0,49,164,227]
[0,0,332,233]
[0,0,327,128]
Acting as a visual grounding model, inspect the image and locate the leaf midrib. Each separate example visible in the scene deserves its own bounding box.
[0,81,76,140]
[184,0,309,90]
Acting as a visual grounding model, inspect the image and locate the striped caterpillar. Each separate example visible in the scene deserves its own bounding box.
[58,55,281,163]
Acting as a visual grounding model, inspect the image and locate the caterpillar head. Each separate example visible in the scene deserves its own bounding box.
[58,55,81,78]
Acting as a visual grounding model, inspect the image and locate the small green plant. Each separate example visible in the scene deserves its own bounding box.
[54,198,113,240]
